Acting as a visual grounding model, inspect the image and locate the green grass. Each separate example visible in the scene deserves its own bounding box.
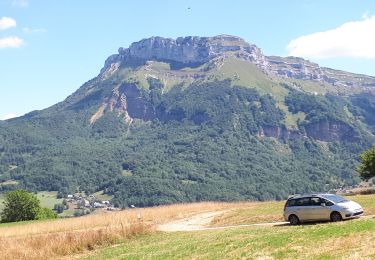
[212,194,375,227]
[58,208,77,217]
[85,194,375,259]
[87,218,375,259]
[215,58,280,94]
[211,200,285,226]
[208,57,312,128]
[0,217,60,228]
[0,191,61,214]
[277,102,305,128]
[93,191,114,201]
[346,194,375,215]
[36,191,62,209]
[279,78,333,95]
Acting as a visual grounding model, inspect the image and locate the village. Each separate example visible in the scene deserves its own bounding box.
[55,193,121,216]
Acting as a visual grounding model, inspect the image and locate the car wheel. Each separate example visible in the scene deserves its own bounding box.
[289,214,300,225]
[330,212,342,222]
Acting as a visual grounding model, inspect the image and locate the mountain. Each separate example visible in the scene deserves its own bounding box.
[1,35,375,206]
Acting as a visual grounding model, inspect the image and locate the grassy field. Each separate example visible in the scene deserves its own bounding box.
[93,190,114,201]
[36,191,63,209]
[89,218,375,259]
[0,202,245,259]
[87,194,375,259]
[0,191,62,214]
[0,194,374,259]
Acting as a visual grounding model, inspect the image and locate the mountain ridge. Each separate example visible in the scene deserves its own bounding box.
[100,35,375,90]
[1,35,375,206]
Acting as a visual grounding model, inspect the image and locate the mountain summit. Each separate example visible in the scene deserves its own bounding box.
[104,35,265,67]
[1,35,375,205]
[101,35,374,89]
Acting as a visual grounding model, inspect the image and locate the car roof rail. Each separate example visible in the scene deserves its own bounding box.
[287,194,301,199]
[288,193,323,199]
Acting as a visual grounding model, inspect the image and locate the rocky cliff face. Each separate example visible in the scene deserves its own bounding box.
[266,56,375,89]
[260,119,356,142]
[102,35,267,71]
[304,119,356,142]
[93,35,375,142]
[102,35,375,89]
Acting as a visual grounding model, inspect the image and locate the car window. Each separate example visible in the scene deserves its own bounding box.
[286,199,296,207]
[321,198,334,206]
[321,194,348,203]
[310,197,322,206]
[295,197,310,206]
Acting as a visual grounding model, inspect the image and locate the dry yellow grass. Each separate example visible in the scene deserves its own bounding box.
[0,201,252,260]
[210,200,285,226]
[3,195,373,259]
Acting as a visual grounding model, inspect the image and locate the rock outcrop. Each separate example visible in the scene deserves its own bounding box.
[260,119,356,142]
[102,35,267,70]
[304,119,356,142]
[94,35,374,142]
[266,56,375,89]
[101,35,375,89]
[261,125,303,140]
[91,83,156,124]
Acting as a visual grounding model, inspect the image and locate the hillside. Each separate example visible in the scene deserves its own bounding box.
[1,35,375,206]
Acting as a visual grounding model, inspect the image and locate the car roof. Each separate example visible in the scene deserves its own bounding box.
[287,193,334,200]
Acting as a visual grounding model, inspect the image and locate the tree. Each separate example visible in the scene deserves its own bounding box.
[54,203,65,214]
[73,209,83,217]
[1,190,41,223]
[38,207,57,219]
[358,146,375,180]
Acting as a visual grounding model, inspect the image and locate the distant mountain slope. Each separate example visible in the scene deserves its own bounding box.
[0,35,375,206]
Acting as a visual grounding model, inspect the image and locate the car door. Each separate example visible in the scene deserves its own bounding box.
[307,197,331,221]
[293,197,311,221]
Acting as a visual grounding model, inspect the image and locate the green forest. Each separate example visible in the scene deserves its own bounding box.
[0,79,374,207]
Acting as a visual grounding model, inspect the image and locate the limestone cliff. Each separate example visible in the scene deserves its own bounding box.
[89,35,375,142]
[101,35,375,89]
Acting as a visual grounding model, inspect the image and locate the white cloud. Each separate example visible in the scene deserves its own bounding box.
[12,0,28,8]
[287,15,375,59]
[362,11,369,19]
[0,36,24,48]
[0,17,16,30]
[22,27,47,34]
[1,113,18,120]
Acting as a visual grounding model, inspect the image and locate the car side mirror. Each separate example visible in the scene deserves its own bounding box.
[321,203,326,207]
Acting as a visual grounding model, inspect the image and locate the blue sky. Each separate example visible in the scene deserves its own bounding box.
[1,0,375,119]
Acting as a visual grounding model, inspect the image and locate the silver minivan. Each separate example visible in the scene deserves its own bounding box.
[283,194,363,225]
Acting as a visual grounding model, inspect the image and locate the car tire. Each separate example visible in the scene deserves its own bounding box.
[289,214,300,225]
[330,211,342,222]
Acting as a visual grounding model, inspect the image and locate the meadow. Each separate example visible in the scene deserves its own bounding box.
[0,194,373,259]
[89,218,375,259]
[0,202,247,259]
[86,195,375,259]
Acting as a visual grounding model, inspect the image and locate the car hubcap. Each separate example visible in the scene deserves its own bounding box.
[290,216,298,225]
[332,213,341,222]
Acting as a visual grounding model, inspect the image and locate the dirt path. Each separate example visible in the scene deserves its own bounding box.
[157,212,375,232]
[157,211,288,232]
[157,211,226,232]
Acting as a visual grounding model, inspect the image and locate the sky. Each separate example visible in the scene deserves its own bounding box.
[1,0,375,120]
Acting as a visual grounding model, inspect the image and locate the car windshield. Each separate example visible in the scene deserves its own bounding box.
[321,194,348,203]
